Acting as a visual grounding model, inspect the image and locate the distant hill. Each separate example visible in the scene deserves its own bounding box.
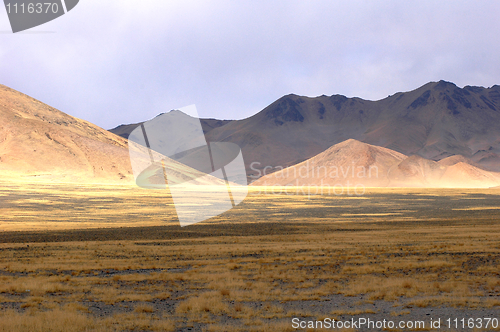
[251,139,405,187]
[252,139,500,188]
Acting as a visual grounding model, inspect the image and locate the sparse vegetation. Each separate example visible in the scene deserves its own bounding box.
[1,185,500,330]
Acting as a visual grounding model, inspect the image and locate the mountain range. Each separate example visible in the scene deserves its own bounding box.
[111,80,500,182]
[2,80,500,187]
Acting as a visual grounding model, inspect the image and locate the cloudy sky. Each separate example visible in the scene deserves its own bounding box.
[1,0,499,129]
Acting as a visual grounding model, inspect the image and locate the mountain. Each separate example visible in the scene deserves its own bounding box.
[0,85,224,185]
[201,81,500,180]
[251,139,405,186]
[252,139,500,188]
[0,85,135,182]
[109,81,500,182]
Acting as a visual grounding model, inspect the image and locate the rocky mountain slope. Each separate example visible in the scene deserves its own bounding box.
[0,85,222,185]
[0,85,135,182]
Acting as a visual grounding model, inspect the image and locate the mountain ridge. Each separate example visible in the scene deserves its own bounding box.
[3,80,500,188]
[110,80,500,181]
[205,80,500,179]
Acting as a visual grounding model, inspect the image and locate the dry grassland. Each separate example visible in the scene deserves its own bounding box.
[0,184,500,331]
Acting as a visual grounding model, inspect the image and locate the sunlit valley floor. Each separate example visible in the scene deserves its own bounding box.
[0,184,500,331]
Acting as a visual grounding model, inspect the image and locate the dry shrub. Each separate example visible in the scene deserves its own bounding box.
[407,296,482,308]
[259,303,285,319]
[408,297,435,308]
[390,310,410,316]
[331,308,377,316]
[176,291,228,315]
[134,303,155,313]
[485,277,500,290]
[150,318,176,332]
[0,309,100,332]
[103,313,153,331]
[227,302,256,319]
[154,291,172,300]
[208,272,247,291]
[485,298,500,308]
[0,278,72,296]
[90,285,123,301]
[116,293,153,302]
[63,302,89,313]
[343,276,428,300]
[117,273,149,282]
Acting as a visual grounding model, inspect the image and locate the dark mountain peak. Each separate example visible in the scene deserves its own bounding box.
[318,102,327,118]
[447,88,472,110]
[464,85,485,94]
[264,95,305,126]
[404,81,475,112]
[329,94,348,111]
[435,80,458,90]
[408,90,432,109]
[488,89,500,104]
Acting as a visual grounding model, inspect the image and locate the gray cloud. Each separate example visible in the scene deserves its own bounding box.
[1,0,499,129]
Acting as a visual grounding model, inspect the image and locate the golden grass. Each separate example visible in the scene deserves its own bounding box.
[0,308,101,332]
[1,185,500,330]
[176,291,229,315]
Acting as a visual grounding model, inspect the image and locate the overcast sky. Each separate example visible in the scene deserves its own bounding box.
[1,0,499,129]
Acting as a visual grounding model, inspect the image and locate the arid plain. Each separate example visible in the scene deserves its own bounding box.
[1,183,500,331]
